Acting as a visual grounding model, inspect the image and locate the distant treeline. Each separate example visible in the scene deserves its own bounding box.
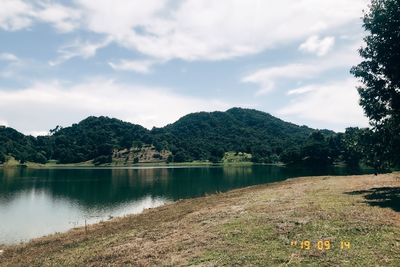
[0,108,392,168]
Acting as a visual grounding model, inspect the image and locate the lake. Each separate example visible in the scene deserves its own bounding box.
[0,165,374,244]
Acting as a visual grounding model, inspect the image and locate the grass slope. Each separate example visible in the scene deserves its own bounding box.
[0,173,399,266]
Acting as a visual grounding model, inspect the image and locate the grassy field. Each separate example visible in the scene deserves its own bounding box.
[0,158,95,168]
[1,153,256,169]
[0,173,399,266]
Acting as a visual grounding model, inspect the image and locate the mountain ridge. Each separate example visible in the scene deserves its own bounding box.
[0,107,336,165]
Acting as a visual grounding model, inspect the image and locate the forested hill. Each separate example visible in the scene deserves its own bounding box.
[0,108,340,165]
[50,116,151,163]
[1,117,151,164]
[0,126,39,163]
[152,108,318,162]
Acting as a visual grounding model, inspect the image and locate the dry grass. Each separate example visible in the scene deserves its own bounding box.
[0,173,399,266]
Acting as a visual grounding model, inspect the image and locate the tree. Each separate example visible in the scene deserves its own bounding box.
[34,152,48,164]
[0,153,5,164]
[351,0,400,168]
[300,132,332,165]
[280,148,301,165]
[166,155,173,164]
[93,155,112,165]
[49,125,63,134]
[210,147,224,162]
[340,129,360,166]
[251,145,272,163]
[281,131,334,165]
[173,150,190,163]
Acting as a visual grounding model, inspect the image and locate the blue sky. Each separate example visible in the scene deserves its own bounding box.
[0,0,370,135]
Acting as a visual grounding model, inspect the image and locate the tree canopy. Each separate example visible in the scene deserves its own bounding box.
[351,0,400,168]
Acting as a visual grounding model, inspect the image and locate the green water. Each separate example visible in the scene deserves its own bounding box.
[0,165,374,244]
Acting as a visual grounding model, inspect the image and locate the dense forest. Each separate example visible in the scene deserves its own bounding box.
[0,108,380,168]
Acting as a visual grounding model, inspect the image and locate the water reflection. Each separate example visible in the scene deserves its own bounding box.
[0,189,167,244]
[0,165,373,244]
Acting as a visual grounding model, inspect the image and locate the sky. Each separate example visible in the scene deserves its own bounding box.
[0,0,371,136]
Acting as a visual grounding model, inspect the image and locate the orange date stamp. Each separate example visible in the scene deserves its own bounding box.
[290,240,351,251]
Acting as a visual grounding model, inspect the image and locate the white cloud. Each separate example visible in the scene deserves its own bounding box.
[0,119,9,127]
[242,64,320,95]
[277,79,369,131]
[0,53,19,62]
[49,37,112,66]
[28,130,49,137]
[1,0,367,62]
[242,40,363,95]
[0,1,80,32]
[76,0,165,35]
[0,0,33,31]
[0,53,23,78]
[299,35,335,56]
[72,0,367,61]
[287,86,315,95]
[36,3,81,33]
[109,59,157,74]
[0,79,234,134]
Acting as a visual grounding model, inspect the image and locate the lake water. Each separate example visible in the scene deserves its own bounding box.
[0,165,374,244]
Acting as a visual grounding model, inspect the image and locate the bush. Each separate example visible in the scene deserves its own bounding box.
[280,148,301,164]
[208,155,220,163]
[166,155,173,164]
[34,153,48,164]
[173,151,190,163]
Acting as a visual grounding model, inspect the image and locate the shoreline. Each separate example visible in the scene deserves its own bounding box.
[1,161,369,170]
[1,173,399,266]
[0,161,258,169]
